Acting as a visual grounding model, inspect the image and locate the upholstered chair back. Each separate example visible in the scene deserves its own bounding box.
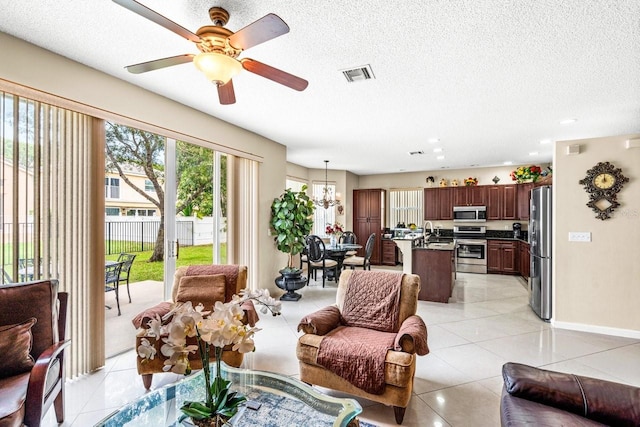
[335,269,420,327]
[0,280,60,359]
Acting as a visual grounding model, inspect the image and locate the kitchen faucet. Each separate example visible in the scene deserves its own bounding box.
[423,221,434,239]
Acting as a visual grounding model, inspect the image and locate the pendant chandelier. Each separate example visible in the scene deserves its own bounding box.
[314,160,341,209]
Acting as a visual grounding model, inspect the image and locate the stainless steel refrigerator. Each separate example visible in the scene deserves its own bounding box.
[529,185,552,321]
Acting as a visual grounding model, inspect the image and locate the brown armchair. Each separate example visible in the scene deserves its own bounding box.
[0,280,70,427]
[297,270,429,424]
[132,265,257,389]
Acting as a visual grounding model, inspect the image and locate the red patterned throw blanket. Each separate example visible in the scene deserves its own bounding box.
[186,264,239,302]
[316,270,404,394]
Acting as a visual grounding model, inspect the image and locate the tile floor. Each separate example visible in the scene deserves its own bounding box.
[43,269,640,427]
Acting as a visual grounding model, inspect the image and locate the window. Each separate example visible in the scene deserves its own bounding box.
[105,177,120,198]
[389,189,423,228]
[144,179,155,192]
[285,177,306,193]
[312,182,336,236]
[105,207,120,216]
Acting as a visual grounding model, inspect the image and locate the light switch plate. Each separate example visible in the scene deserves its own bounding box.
[569,232,591,242]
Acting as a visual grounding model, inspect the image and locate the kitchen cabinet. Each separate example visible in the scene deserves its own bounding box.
[423,188,452,220]
[517,182,534,220]
[518,240,530,279]
[453,186,487,206]
[487,240,517,274]
[412,248,455,303]
[423,188,439,220]
[438,188,453,219]
[381,239,398,265]
[487,185,517,220]
[353,189,386,265]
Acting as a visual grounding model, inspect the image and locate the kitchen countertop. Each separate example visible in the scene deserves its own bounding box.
[486,237,529,244]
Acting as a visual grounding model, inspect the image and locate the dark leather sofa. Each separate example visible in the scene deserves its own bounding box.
[500,362,640,426]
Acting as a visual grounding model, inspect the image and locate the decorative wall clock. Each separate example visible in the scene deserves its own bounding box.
[578,161,628,220]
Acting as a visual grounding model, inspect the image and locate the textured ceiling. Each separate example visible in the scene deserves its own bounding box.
[1,0,639,175]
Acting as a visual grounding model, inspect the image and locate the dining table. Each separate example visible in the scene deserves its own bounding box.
[323,243,362,281]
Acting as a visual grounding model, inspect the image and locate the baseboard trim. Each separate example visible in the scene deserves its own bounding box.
[552,320,640,339]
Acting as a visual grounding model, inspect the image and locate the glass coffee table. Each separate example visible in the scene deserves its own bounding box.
[95,363,362,427]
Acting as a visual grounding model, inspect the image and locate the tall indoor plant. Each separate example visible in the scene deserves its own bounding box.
[270,185,315,300]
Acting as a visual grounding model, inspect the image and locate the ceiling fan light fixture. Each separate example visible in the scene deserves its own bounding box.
[193,52,242,85]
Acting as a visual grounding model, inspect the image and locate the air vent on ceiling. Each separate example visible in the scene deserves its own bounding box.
[340,64,375,83]
[409,150,424,156]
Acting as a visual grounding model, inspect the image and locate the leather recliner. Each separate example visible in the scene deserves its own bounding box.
[500,362,640,426]
[0,280,70,427]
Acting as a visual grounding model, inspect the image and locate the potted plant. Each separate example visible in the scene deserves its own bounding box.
[270,185,315,301]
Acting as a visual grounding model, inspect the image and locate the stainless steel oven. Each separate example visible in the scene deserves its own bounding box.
[453,226,487,274]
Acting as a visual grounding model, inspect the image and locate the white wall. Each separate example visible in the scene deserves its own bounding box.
[553,134,640,336]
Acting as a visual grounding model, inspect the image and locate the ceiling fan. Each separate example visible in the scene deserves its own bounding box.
[112,0,309,105]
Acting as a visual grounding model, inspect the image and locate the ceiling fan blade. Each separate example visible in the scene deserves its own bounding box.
[241,59,308,91]
[112,0,201,43]
[126,54,195,74]
[217,80,236,105]
[228,14,289,50]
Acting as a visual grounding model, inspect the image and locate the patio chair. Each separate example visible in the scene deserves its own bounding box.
[104,261,124,316]
[116,253,136,303]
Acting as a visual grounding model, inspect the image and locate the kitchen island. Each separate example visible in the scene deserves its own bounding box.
[412,241,456,303]
[392,235,423,274]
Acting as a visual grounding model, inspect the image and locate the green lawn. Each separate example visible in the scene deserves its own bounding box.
[106,244,226,282]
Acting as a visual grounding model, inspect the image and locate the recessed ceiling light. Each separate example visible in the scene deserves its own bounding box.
[560,118,577,124]
[503,161,513,165]
[539,139,551,144]
[428,138,440,143]
[529,151,539,156]
[436,155,445,160]
[433,147,443,153]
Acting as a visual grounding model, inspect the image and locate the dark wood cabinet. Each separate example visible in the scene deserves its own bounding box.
[438,188,453,220]
[487,186,502,220]
[353,189,385,265]
[412,249,455,303]
[518,240,530,278]
[487,240,518,274]
[453,186,486,206]
[424,188,439,220]
[503,185,517,219]
[381,240,398,265]
[487,185,517,220]
[423,187,452,220]
[517,182,534,220]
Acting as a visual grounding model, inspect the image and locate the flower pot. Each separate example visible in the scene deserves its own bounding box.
[275,269,307,301]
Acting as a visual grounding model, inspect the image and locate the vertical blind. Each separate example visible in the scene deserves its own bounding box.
[0,92,104,377]
[228,156,259,289]
[389,189,423,227]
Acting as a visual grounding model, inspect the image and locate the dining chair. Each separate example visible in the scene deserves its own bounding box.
[342,233,376,270]
[105,261,124,315]
[340,231,358,257]
[305,235,338,288]
[116,253,136,303]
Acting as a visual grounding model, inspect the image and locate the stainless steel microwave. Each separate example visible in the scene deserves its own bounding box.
[453,206,487,222]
